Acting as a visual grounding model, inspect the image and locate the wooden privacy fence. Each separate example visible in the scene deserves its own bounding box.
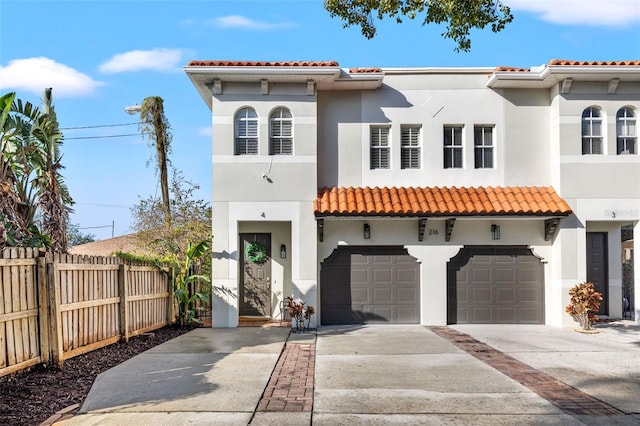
[0,248,174,377]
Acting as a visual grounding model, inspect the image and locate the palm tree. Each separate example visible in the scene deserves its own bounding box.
[0,89,73,250]
[139,96,172,225]
[32,88,73,252]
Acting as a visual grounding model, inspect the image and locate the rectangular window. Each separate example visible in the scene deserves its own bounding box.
[235,116,258,154]
[582,117,602,154]
[474,126,494,168]
[401,125,421,169]
[443,125,463,169]
[270,119,293,155]
[617,115,637,155]
[370,126,390,169]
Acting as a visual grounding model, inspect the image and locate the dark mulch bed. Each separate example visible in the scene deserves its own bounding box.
[0,324,196,426]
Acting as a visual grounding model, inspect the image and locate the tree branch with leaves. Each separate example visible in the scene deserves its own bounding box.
[324,0,513,52]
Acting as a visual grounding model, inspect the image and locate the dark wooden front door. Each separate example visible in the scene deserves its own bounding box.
[586,232,608,315]
[240,233,271,317]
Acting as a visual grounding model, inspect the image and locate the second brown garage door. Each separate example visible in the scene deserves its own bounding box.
[447,247,545,324]
[321,246,420,325]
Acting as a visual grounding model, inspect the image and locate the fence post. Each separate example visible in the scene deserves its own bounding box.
[167,266,175,325]
[36,255,50,364]
[118,264,129,342]
[47,253,64,368]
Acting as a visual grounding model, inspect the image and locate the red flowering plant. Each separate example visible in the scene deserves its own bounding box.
[565,282,603,331]
[285,296,315,331]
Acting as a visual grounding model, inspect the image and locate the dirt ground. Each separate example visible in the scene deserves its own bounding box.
[0,324,195,426]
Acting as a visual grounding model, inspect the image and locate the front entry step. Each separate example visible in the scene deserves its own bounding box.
[238,316,291,327]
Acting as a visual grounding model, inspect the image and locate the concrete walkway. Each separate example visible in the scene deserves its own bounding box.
[56,322,640,425]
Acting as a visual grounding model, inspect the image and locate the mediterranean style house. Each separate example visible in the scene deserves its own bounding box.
[184,59,639,328]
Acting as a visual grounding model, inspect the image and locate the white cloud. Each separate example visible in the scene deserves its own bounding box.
[506,0,640,26]
[0,57,103,98]
[99,48,184,74]
[207,15,294,30]
[198,126,212,137]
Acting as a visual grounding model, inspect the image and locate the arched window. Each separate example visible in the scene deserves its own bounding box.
[617,107,637,155]
[582,107,602,155]
[269,108,293,155]
[235,107,258,155]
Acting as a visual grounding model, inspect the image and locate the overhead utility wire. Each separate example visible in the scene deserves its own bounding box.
[66,134,140,140]
[61,122,140,130]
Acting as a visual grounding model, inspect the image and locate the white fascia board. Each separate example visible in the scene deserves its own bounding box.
[383,66,494,75]
[183,65,342,81]
[487,65,640,88]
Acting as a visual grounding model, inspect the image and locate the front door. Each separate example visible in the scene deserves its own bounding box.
[586,232,608,315]
[240,233,271,317]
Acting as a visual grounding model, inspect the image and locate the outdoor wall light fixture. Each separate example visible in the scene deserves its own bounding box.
[363,223,371,239]
[280,244,286,259]
[491,224,501,240]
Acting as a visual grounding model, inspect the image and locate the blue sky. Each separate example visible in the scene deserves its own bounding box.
[1,0,639,240]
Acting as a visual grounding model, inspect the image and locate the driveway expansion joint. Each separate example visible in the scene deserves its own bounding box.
[428,326,626,418]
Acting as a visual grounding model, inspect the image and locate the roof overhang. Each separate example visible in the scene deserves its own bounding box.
[487,65,640,89]
[184,65,384,109]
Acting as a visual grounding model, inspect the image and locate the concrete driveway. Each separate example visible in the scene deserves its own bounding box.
[56,322,640,426]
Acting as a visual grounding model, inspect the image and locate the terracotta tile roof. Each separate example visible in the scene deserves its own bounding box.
[186,60,339,67]
[494,66,530,73]
[548,59,640,66]
[314,186,572,217]
[349,67,383,73]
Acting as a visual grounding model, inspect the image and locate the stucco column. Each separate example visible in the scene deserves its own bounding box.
[634,221,640,324]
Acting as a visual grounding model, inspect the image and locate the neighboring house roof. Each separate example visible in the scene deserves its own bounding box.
[68,233,140,257]
[314,186,572,217]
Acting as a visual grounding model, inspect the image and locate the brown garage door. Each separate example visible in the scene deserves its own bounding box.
[447,247,544,324]
[321,247,420,325]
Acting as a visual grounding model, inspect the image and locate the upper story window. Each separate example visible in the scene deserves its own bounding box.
[443,125,463,169]
[235,107,258,155]
[370,126,390,169]
[270,107,293,155]
[474,125,494,169]
[616,107,637,155]
[582,107,602,155]
[401,125,421,169]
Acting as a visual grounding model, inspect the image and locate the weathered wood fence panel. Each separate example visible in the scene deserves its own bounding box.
[0,250,173,377]
[0,248,42,376]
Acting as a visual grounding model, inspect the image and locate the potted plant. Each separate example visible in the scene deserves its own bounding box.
[285,296,315,332]
[565,282,603,333]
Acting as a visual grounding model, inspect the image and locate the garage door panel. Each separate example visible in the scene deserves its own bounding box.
[495,288,516,303]
[471,307,492,322]
[372,287,393,303]
[518,307,545,323]
[472,268,491,283]
[351,267,369,284]
[449,248,544,324]
[321,247,420,325]
[471,287,491,303]
[397,287,419,303]
[519,288,542,303]
[372,268,393,284]
[495,307,516,323]
[396,268,418,284]
[396,306,420,323]
[495,268,516,283]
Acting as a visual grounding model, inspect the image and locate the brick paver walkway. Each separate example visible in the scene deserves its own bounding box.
[429,326,626,417]
[257,341,315,412]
